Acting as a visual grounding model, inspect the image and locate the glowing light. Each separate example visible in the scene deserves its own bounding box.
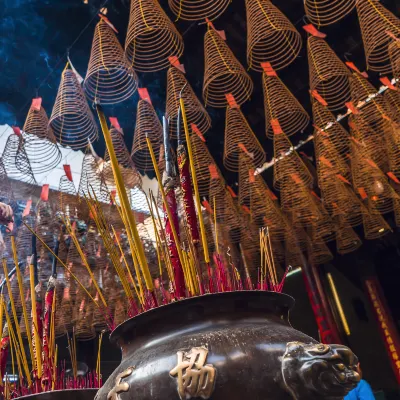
[378,228,385,233]
[286,267,302,277]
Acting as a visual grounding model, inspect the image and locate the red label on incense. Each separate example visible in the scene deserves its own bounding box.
[337,174,350,184]
[313,124,328,136]
[271,119,283,135]
[138,88,152,105]
[110,190,117,205]
[169,56,185,74]
[41,184,50,201]
[380,76,397,91]
[31,97,42,111]
[191,123,206,142]
[226,185,237,198]
[22,200,32,217]
[319,157,333,170]
[208,164,219,179]
[302,24,327,38]
[225,93,239,109]
[63,165,73,182]
[206,18,226,40]
[365,158,379,169]
[345,62,368,78]
[7,222,13,233]
[358,187,368,200]
[290,173,302,184]
[109,117,123,133]
[345,102,360,115]
[238,143,253,158]
[266,189,278,200]
[249,169,255,183]
[387,172,400,184]
[242,205,251,214]
[202,199,213,214]
[310,90,328,106]
[261,62,277,77]
[12,126,21,136]
[311,191,321,201]
[98,14,118,33]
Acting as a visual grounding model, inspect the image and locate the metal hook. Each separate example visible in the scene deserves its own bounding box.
[179,83,188,98]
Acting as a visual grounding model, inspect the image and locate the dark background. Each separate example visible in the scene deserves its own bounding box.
[1,0,400,397]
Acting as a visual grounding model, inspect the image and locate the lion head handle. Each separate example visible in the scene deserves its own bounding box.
[282,342,360,400]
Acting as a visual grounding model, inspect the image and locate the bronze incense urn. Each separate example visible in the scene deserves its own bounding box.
[19,389,97,400]
[96,291,360,400]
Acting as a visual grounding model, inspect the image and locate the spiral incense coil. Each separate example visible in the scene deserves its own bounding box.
[357,0,400,74]
[309,194,336,243]
[2,134,37,187]
[0,158,13,201]
[168,0,230,21]
[103,127,142,190]
[307,231,333,265]
[78,151,106,202]
[273,131,313,190]
[131,100,163,172]
[22,105,62,174]
[49,69,98,149]
[387,124,400,177]
[312,100,350,156]
[224,106,265,172]
[203,29,253,108]
[308,36,351,111]
[335,215,362,255]
[246,0,302,72]
[61,286,74,332]
[84,20,138,105]
[36,200,56,256]
[350,73,392,134]
[75,302,96,341]
[263,72,309,138]
[59,175,78,217]
[304,0,356,26]
[384,89,400,126]
[166,67,211,138]
[363,202,391,240]
[390,41,400,80]
[125,0,184,72]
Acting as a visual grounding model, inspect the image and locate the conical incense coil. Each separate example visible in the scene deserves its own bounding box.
[273,130,312,190]
[74,297,96,341]
[0,158,13,201]
[131,99,163,171]
[49,69,98,149]
[103,127,142,190]
[224,106,265,172]
[384,89,400,126]
[263,71,309,138]
[125,0,184,72]
[2,134,37,187]
[203,29,253,108]
[22,102,62,174]
[78,151,106,202]
[307,229,333,265]
[363,202,391,240]
[389,41,400,80]
[169,0,230,21]
[61,286,74,332]
[307,35,351,111]
[386,124,400,177]
[84,19,138,105]
[312,100,349,156]
[58,175,79,218]
[36,199,56,254]
[357,0,400,73]
[336,215,362,255]
[350,73,392,134]
[245,0,302,71]
[304,0,356,26]
[309,193,336,243]
[166,66,211,138]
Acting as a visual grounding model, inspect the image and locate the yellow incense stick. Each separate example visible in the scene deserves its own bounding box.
[180,97,210,263]
[0,295,4,385]
[96,105,154,292]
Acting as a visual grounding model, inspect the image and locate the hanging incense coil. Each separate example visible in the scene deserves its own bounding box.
[224,106,265,172]
[84,20,138,105]
[387,124,400,178]
[61,286,74,332]
[49,69,98,149]
[309,193,336,243]
[0,158,13,201]
[166,66,211,138]
[308,36,351,111]
[59,175,79,218]
[2,134,37,187]
[384,89,400,126]
[125,0,184,72]
[273,131,313,190]
[203,28,253,108]
[35,200,56,258]
[335,215,362,255]
[78,150,106,202]
[350,73,392,134]
[131,100,163,171]
[263,72,309,138]
[390,41,400,80]
[113,298,126,327]
[307,230,333,265]
[22,103,62,174]
[363,202,391,240]
[75,298,96,341]
[103,127,142,190]
[168,0,230,21]
[357,0,400,73]
[246,0,302,71]
[304,0,356,26]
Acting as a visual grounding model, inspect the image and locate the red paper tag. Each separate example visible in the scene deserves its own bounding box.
[226,185,237,198]
[98,14,118,33]
[291,173,302,184]
[238,143,254,159]
[345,62,369,78]
[249,169,255,183]
[191,123,206,142]
[22,200,32,217]
[138,88,152,105]
[40,184,49,201]
[271,119,283,135]
[311,191,321,201]
[358,187,368,200]
[109,117,123,133]
[208,164,219,179]
[348,120,356,130]
[202,199,213,214]
[303,24,327,38]
[319,156,333,168]
[110,190,117,205]
[346,102,360,115]
[7,222,14,233]
[242,205,251,214]
[337,174,350,185]
[206,18,226,40]
[387,172,400,184]
[313,124,328,137]
[266,189,278,201]
[12,126,21,136]
[31,97,42,111]
[226,93,239,109]
[310,90,328,106]
[63,164,73,182]
[261,62,277,77]
[380,76,397,91]
[169,56,186,74]
[365,158,379,169]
